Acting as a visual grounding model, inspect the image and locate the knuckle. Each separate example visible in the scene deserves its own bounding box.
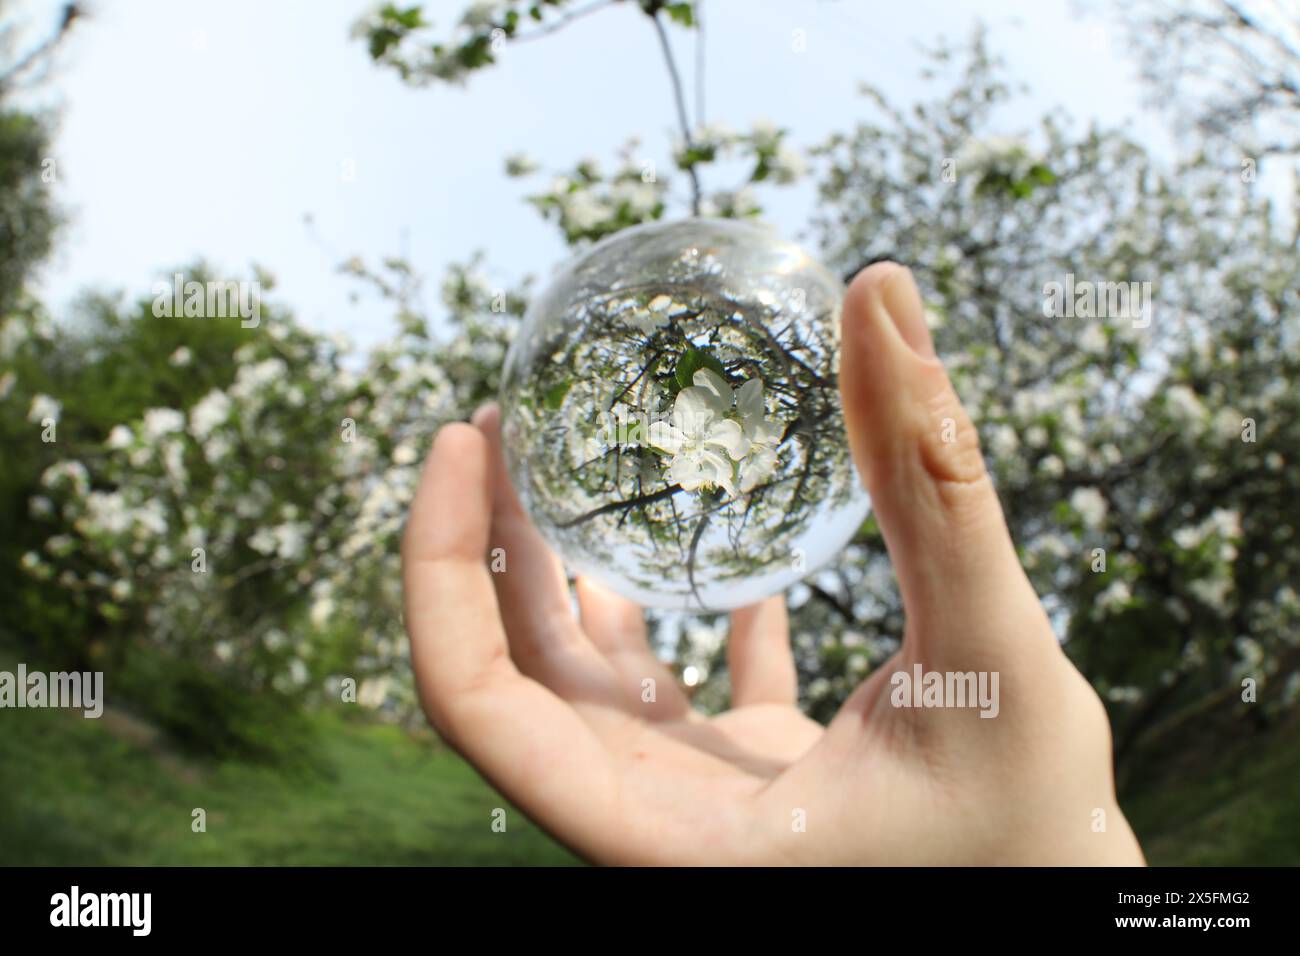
[918,387,987,487]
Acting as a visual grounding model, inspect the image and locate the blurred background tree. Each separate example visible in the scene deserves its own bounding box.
[1,0,1296,864]
[350,1,1300,773]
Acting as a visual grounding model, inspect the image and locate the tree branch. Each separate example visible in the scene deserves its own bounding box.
[650,10,702,216]
[556,482,683,528]
[512,0,617,44]
[0,3,80,88]
[685,512,711,608]
[695,0,706,127]
[807,582,856,624]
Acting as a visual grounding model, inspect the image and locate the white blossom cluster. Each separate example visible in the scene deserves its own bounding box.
[16,301,471,711]
[646,368,782,496]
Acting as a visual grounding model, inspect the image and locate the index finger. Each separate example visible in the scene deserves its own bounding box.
[401,424,620,851]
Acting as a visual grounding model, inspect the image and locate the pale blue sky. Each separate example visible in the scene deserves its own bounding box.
[17,0,1161,346]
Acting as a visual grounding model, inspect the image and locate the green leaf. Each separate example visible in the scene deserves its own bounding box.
[1027,163,1058,186]
[674,347,726,389]
[97,602,124,622]
[665,3,696,28]
[379,4,424,30]
[675,144,716,168]
[543,379,571,410]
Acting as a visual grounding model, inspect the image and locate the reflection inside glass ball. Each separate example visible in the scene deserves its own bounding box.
[499,218,871,612]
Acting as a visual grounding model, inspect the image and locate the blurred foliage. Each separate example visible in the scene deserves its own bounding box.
[113,641,320,766]
[0,1,1295,793]
[0,108,57,313]
[0,698,576,865]
[801,30,1300,766]
[354,1,699,86]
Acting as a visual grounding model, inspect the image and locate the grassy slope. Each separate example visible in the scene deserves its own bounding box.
[1119,708,1300,866]
[0,705,576,866]
[3,688,1296,866]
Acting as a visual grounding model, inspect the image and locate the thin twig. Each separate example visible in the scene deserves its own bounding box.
[695,0,706,126]
[685,512,711,609]
[512,0,616,44]
[556,482,683,529]
[650,10,702,216]
[0,3,79,88]
[807,582,855,624]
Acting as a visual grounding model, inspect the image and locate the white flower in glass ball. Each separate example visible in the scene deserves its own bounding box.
[499,218,871,611]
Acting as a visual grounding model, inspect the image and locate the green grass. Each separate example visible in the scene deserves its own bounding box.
[0,704,578,866]
[1120,709,1300,866]
[3,667,1297,866]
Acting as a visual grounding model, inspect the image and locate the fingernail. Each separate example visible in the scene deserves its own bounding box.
[470,402,499,429]
[880,266,936,359]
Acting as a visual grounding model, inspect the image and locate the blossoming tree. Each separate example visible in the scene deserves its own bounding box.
[5,1,1295,773]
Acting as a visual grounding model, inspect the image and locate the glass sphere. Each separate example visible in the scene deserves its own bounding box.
[499,218,870,612]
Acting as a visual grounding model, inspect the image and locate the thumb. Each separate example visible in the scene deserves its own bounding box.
[839,262,1048,663]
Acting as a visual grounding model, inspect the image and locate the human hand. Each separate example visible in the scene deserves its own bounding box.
[401,262,1145,865]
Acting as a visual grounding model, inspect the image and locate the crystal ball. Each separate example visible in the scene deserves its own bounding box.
[499,218,871,612]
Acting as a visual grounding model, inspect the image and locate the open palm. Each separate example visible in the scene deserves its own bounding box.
[401,264,1145,866]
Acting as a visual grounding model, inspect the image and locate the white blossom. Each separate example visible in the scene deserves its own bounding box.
[1079,323,1107,354]
[771,144,807,183]
[392,441,419,466]
[142,407,186,440]
[287,658,310,687]
[1106,685,1143,704]
[956,135,1038,178]
[987,423,1019,457]
[1038,455,1065,477]
[81,491,131,536]
[310,594,335,629]
[1165,384,1206,430]
[231,358,288,401]
[736,378,782,491]
[609,180,659,216]
[40,461,89,495]
[647,368,783,497]
[190,390,233,440]
[27,393,60,425]
[749,117,780,151]
[1070,487,1108,529]
[1097,579,1132,613]
[358,676,393,709]
[626,294,677,334]
[106,425,134,450]
[1189,574,1233,613]
[562,189,607,232]
[697,121,737,149]
[0,317,29,357]
[461,0,500,30]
